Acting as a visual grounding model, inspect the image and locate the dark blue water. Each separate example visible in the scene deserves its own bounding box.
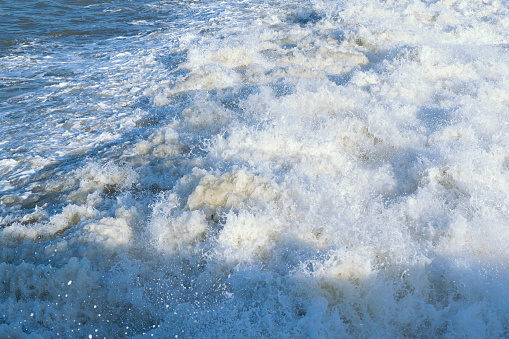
[1,0,168,47]
[1,0,180,100]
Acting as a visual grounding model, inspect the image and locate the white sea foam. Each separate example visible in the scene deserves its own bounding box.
[1,0,509,337]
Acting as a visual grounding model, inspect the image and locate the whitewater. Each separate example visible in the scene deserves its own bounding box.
[1,0,509,337]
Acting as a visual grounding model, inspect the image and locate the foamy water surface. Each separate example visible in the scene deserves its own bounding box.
[1,0,509,337]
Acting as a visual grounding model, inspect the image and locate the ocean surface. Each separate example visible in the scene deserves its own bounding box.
[1,0,509,337]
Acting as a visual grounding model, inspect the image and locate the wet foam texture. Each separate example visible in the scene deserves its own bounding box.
[1,0,509,337]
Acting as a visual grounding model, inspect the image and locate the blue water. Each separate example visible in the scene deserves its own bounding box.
[2,0,509,337]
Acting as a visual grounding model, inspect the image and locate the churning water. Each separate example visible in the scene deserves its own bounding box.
[1,0,509,337]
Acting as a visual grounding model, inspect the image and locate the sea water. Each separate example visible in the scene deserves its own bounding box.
[1,0,509,337]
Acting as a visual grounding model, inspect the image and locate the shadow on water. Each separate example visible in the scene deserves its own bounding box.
[4,204,509,337]
[418,106,452,133]
[288,9,323,27]
[111,221,509,337]
[327,72,355,87]
[279,239,509,337]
